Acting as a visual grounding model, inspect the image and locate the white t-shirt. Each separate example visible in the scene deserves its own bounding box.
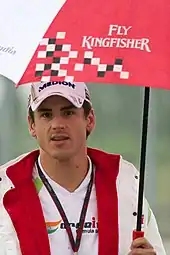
[33,157,98,255]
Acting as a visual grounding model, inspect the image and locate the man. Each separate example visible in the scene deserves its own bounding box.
[0,80,166,254]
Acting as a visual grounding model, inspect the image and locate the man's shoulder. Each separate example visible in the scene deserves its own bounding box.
[0,151,37,199]
[96,148,139,181]
[88,147,120,161]
[119,157,139,177]
[89,147,139,179]
[0,152,32,173]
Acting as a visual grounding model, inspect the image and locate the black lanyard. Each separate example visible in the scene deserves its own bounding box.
[36,160,94,254]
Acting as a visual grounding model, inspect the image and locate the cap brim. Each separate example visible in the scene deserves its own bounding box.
[31,90,84,111]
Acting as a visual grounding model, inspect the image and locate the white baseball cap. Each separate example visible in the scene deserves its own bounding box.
[28,81,92,111]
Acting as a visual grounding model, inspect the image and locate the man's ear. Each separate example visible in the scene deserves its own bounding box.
[86,108,96,135]
[28,115,36,138]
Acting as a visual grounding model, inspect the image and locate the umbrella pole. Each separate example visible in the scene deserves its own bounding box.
[133,86,150,240]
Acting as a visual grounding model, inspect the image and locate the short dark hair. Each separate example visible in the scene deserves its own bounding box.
[28,100,92,137]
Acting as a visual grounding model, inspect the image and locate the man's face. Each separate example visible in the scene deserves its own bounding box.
[28,95,95,161]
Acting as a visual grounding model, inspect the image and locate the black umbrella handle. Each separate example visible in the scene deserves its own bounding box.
[134,87,150,239]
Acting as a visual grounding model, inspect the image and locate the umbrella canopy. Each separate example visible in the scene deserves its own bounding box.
[0,0,170,88]
[1,0,170,240]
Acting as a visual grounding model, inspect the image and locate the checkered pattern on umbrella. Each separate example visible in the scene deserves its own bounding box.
[35,32,129,82]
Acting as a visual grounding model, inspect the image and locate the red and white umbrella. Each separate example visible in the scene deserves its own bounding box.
[1,0,170,240]
[1,0,170,88]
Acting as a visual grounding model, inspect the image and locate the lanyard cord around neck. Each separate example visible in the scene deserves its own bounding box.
[36,160,94,254]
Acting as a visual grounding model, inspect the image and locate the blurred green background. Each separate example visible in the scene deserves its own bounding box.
[0,75,170,252]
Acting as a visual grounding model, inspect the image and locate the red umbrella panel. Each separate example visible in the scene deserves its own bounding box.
[18,0,170,89]
[0,0,169,89]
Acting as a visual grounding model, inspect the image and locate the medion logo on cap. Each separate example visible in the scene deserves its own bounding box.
[38,81,76,92]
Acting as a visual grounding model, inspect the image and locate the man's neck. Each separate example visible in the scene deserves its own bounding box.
[39,150,89,192]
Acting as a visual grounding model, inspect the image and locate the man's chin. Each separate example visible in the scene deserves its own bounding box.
[51,150,73,161]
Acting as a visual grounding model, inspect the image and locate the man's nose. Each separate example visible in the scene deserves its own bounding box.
[51,116,66,130]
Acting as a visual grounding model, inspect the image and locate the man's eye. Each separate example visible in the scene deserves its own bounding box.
[64,110,74,116]
[41,112,52,118]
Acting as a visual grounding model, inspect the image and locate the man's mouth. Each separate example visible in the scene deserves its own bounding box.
[51,135,69,142]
